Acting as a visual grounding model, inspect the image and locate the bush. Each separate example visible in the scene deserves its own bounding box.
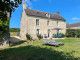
[52,33,65,38]
[37,34,43,40]
[66,29,80,38]
[26,33,32,40]
[58,33,65,38]
[10,28,20,32]
[0,31,3,42]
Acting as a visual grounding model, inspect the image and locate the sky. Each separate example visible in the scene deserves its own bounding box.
[10,0,80,28]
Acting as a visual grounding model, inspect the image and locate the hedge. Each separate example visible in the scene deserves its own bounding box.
[66,29,80,38]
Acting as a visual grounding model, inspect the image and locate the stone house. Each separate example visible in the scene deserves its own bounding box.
[67,22,80,29]
[20,2,66,40]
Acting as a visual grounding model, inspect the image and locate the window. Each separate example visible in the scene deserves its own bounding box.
[36,29,40,34]
[36,19,39,26]
[57,21,58,26]
[47,20,49,25]
[48,29,50,37]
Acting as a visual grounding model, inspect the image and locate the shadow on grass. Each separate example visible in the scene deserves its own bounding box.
[0,45,80,60]
[10,41,26,46]
[9,37,26,46]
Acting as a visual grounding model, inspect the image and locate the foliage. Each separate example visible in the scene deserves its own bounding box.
[10,28,20,32]
[37,34,43,40]
[53,33,65,38]
[66,29,80,38]
[0,0,22,42]
[26,33,32,40]
[0,0,22,12]
[0,31,3,42]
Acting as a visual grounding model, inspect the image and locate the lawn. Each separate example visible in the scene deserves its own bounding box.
[0,38,80,60]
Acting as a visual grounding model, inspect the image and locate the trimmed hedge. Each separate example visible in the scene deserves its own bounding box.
[37,34,43,40]
[66,29,80,38]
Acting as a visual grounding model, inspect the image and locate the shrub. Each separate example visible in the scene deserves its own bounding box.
[0,31,3,42]
[66,29,80,38]
[52,33,65,38]
[37,34,43,40]
[0,31,4,42]
[26,33,32,40]
[58,33,65,38]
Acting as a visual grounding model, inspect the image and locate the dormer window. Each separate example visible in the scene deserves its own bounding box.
[46,13,50,26]
[37,12,39,14]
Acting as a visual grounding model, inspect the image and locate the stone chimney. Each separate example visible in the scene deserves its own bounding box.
[20,0,27,40]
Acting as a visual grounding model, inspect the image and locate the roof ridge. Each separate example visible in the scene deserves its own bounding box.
[25,8,66,21]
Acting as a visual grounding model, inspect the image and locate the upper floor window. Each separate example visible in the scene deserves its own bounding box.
[57,21,58,26]
[36,19,39,26]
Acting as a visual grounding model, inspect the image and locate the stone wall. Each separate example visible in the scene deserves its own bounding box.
[27,16,66,39]
[20,2,66,40]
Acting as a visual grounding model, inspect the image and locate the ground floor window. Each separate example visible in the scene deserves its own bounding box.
[36,29,40,34]
[36,19,39,26]
[48,29,50,37]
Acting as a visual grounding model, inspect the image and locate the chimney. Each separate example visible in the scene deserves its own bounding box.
[22,0,27,10]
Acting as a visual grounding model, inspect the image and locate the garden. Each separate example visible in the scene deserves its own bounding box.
[0,38,80,60]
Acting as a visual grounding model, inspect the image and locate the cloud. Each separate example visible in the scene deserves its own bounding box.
[72,17,80,20]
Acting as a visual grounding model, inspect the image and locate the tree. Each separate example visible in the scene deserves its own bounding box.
[0,0,22,42]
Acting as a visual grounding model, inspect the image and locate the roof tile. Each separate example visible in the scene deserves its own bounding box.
[25,8,65,21]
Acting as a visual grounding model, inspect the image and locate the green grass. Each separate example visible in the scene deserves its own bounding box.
[0,38,80,60]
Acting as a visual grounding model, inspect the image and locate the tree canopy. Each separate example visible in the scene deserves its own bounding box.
[0,0,22,41]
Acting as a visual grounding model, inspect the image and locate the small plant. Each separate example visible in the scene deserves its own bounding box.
[26,33,32,40]
[37,34,43,40]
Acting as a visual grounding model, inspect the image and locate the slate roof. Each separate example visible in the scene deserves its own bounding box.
[25,8,66,21]
[67,22,80,28]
